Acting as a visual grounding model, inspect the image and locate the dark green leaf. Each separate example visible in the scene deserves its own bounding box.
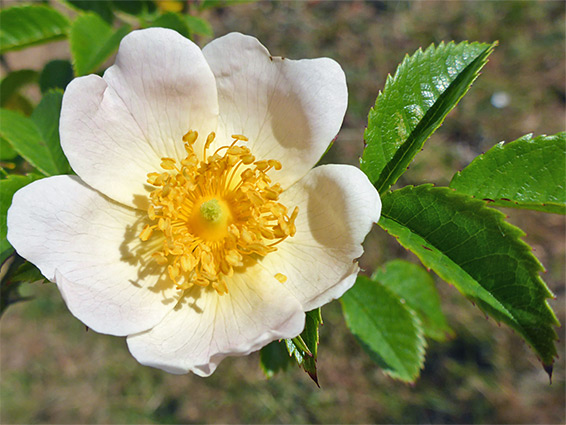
[66,0,114,23]
[379,185,559,367]
[39,60,74,93]
[149,12,190,38]
[112,0,156,16]
[0,91,71,176]
[372,260,452,341]
[0,4,70,53]
[450,132,566,214]
[184,15,213,37]
[0,70,38,108]
[361,41,497,194]
[341,275,426,382]
[259,340,293,379]
[70,13,130,76]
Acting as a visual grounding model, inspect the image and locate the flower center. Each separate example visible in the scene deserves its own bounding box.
[139,130,298,294]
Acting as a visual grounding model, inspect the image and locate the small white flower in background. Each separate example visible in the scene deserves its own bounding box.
[7,29,380,376]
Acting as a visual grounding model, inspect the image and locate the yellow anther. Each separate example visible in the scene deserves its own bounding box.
[139,224,153,241]
[231,134,249,141]
[183,130,198,144]
[204,132,216,152]
[268,159,282,170]
[274,273,287,283]
[160,157,177,170]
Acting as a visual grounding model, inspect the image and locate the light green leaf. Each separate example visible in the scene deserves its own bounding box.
[39,60,74,93]
[70,13,130,76]
[379,185,559,368]
[341,275,426,382]
[0,174,43,254]
[0,138,18,161]
[0,4,70,53]
[0,91,71,176]
[372,260,452,341]
[184,15,213,37]
[450,132,566,214]
[0,70,38,108]
[361,41,497,194]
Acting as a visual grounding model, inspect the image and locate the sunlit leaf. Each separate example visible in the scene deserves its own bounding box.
[450,132,566,214]
[361,41,497,194]
[0,4,70,53]
[70,13,130,76]
[379,185,559,369]
[341,275,426,382]
[372,260,452,341]
[0,91,71,176]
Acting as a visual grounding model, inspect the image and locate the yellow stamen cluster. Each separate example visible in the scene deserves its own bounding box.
[139,130,298,294]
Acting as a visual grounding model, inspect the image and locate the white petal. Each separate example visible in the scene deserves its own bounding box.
[261,164,381,311]
[203,32,347,189]
[127,265,305,376]
[7,176,182,336]
[61,28,218,208]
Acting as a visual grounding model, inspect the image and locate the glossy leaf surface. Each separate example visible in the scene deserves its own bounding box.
[379,185,559,367]
[450,132,566,214]
[361,41,496,194]
[0,5,70,53]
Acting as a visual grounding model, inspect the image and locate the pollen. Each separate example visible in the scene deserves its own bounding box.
[139,130,298,294]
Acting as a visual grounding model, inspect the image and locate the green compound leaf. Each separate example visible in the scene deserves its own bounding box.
[450,132,566,214]
[0,91,71,176]
[361,41,497,194]
[70,13,130,76]
[0,174,44,259]
[341,275,426,382]
[0,4,70,54]
[372,260,452,342]
[379,185,559,370]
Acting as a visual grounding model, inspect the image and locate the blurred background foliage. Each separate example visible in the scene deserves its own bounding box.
[0,0,564,423]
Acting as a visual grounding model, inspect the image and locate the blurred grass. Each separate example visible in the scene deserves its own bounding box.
[1,1,565,423]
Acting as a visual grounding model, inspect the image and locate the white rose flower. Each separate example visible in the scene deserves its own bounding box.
[7,29,381,376]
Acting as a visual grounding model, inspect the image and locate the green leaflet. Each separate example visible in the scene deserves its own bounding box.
[70,13,130,76]
[372,260,452,342]
[0,91,72,176]
[341,276,426,382]
[0,4,70,53]
[361,41,496,194]
[259,308,322,385]
[379,185,559,368]
[0,173,44,262]
[450,132,566,214]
